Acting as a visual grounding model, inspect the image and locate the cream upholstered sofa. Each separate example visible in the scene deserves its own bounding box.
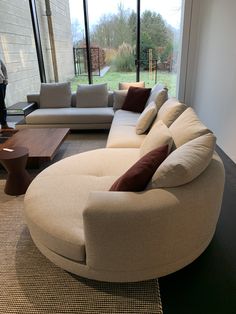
[16,82,115,130]
[23,89,225,282]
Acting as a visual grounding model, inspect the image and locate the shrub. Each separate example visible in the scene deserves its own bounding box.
[114,42,135,72]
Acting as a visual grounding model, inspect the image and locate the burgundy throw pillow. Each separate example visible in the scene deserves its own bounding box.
[122,86,152,113]
[110,145,168,192]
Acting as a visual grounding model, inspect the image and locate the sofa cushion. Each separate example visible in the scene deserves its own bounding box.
[106,124,146,148]
[146,85,168,111]
[110,145,168,192]
[76,83,108,108]
[25,107,114,124]
[153,98,187,128]
[136,102,157,135]
[151,133,216,188]
[119,81,145,90]
[169,107,212,148]
[140,120,173,157]
[40,82,71,108]
[122,87,151,113]
[113,90,128,111]
[111,109,140,126]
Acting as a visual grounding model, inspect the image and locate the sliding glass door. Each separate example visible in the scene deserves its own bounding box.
[69,0,183,95]
[140,0,182,96]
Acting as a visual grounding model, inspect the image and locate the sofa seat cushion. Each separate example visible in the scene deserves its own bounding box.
[25,174,116,262]
[40,148,140,178]
[106,125,146,148]
[24,148,140,262]
[25,108,114,125]
[111,109,140,126]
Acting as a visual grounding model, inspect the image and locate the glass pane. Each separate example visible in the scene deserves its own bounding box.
[69,0,89,90]
[87,0,137,90]
[140,0,183,96]
[0,1,40,107]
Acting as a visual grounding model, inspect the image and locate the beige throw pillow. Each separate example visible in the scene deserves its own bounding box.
[136,102,157,135]
[113,90,128,111]
[119,81,145,90]
[76,83,108,108]
[140,120,173,157]
[169,107,212,148]
[146,86,168,111]
[40,82,71,108]
[152,98,187,128]
[151,133,216,188]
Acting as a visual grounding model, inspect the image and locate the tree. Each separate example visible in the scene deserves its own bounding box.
[71,18,84,47]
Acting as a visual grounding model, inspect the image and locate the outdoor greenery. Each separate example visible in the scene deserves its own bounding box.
[70,70,177,97]
[71,3,179,97]
[72,4,179,72]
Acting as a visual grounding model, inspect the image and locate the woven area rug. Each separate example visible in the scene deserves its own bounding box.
[0,132,163,314]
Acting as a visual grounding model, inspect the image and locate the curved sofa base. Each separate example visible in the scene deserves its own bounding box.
[31,232,214,282]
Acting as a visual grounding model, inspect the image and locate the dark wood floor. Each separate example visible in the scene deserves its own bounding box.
[159,146,236,314]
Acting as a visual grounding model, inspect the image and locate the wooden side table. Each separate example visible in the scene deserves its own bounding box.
[0,146,32,195]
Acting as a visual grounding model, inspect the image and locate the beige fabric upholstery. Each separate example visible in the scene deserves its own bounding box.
[140,120,173,157]
[25,108,114,125]
[146,86,168,111]
[76,83,108,108]
[111,109,140,126]
[119,81,145,90]
[152,133,216,188]
[153,98,187,127]
[40,83,71,108]
[106,124,146,148]
[23,92,225,283]
[113,90,128,111]
[136,102,157,135]
[169,107,212,148]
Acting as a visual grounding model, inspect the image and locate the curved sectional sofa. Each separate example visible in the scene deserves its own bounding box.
[23,90,225,282]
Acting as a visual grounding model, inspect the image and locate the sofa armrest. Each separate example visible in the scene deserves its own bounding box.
[83,189,180,272]
[83,156,224,273]
[27,93,40,106]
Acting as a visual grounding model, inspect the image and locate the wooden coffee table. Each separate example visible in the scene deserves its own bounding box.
[0,128,70,167]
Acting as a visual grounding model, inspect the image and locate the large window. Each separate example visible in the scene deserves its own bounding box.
[69,0,183,96]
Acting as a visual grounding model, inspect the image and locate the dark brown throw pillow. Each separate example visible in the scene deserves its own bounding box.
[110,145,168,192]
[122,86,152,113]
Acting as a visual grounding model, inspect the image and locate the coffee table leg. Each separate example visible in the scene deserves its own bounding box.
[2,154,32,196]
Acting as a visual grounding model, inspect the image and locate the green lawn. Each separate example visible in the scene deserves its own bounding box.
[70,69,177,97]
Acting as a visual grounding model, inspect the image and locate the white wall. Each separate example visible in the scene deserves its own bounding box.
[185,0,236,162]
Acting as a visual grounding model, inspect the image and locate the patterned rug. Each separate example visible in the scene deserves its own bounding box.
[0,132,163,313]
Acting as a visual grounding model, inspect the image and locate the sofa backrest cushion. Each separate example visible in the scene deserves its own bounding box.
[113,90,128,111]
[169,107,212,149]
[119,81,145,90]
[136,101,157,135]
[110,145,168,192]
[151,133,216,188]
[140,120,173,157]
[152,98,187,128]
[40,82,71,108]
[122,87,151,113]
[146,85,168,111]
[76,83,108,108]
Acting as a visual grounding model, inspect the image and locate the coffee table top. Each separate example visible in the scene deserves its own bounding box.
[0,128,69,160]
[0,146,29,160]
